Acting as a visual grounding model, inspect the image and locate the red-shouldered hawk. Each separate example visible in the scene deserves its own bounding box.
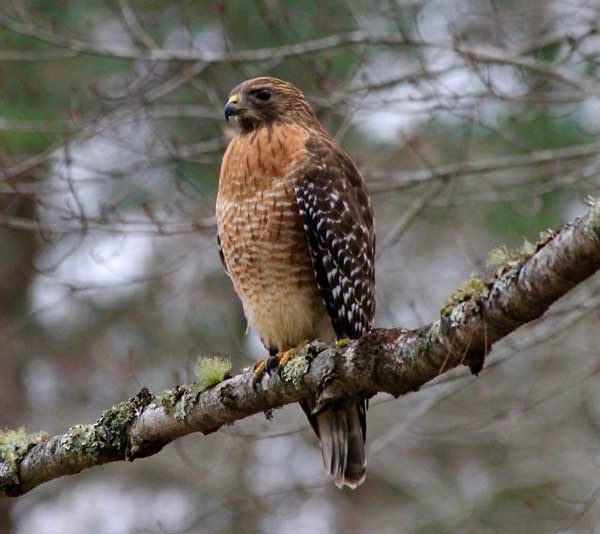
[216,77,375,489]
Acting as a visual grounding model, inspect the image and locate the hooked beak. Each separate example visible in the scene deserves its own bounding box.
[224,94,240,122]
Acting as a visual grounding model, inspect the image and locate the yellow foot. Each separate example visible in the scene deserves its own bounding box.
[252,358,267,385]
[252,340,309,386]
[278,339,309,370]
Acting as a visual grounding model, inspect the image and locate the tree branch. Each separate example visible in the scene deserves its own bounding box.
[2,200,600,498]
[0,15,592,94]
[369,142,600,192]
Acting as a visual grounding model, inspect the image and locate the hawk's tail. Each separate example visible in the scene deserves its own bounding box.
[314,402,367,489]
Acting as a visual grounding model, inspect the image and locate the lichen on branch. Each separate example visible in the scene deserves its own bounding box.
[0,428,48,495]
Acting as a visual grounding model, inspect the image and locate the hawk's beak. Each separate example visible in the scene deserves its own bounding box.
[224,94,240,122]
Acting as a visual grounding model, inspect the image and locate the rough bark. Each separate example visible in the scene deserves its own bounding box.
[1,201,599,498]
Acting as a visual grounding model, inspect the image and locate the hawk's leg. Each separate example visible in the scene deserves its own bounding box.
[252,359,267,385]
[252,346,279,386]
[277,340,309,373]
[252,341,309,385]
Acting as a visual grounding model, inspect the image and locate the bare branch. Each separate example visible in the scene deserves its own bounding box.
[117,0,159,50]
[2,200,599,498]
[0,213,214,236]
[0,18,406,62]
[369,142,600,192]
[0,49,77,61]
[0,15,593,96]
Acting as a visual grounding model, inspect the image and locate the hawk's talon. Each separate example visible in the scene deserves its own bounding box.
[276,340,309,379]
[252,358,267,387]
[277,363,286,381]
[253,341,309,385]
[265,355,281,375]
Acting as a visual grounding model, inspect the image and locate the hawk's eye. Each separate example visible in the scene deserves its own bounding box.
[255,89,272,102]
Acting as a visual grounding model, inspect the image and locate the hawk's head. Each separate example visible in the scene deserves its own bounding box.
[224,77,318,132]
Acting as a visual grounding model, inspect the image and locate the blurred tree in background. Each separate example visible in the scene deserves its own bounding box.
[1,0,600,532]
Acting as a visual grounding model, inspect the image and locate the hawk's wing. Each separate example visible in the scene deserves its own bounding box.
[294,133,375,340]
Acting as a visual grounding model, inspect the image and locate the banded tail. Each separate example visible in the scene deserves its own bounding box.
[302,400,367,489]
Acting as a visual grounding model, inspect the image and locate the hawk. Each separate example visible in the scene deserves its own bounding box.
[216,77,375,489]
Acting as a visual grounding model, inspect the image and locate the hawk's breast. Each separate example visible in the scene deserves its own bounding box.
[216,123,333,350]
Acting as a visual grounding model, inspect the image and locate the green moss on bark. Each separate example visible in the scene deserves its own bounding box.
[60,387,154,461]
[0,428,49,493]
[486,239,536,270]
[194,356,232,390]
[60,424,101,457]
[281,352,311,387]
[280,342,319,388]
[441,275,487,320]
